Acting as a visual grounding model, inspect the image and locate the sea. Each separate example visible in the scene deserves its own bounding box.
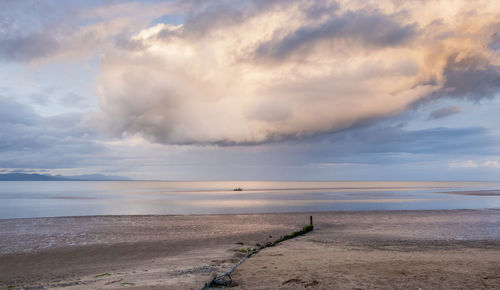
[1,181,500,219]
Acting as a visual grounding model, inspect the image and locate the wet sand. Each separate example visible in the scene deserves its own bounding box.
[0,214,313,289]
[1,209,500,289]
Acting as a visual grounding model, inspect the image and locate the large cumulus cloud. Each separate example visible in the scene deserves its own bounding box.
[97,0,500,145]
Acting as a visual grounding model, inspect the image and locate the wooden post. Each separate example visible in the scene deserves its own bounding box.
[310,215,313,226]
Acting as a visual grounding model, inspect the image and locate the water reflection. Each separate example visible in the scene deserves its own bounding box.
[1,181,500,218]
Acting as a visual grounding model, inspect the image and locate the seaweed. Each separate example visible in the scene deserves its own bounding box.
[204,220,314,289]
[268,225,313,247]
[234,247,256,253]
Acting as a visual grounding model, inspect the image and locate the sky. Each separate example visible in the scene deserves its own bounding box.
[0,0,499,180]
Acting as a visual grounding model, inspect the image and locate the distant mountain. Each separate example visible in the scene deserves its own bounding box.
[0,173,131,181]
[0,173,66,181]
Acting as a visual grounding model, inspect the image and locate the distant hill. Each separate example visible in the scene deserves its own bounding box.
[0,173,66,181]
[0,173,131,181]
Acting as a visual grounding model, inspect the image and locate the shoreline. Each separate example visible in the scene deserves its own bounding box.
[2,207,499,221]
[1,209,500,289]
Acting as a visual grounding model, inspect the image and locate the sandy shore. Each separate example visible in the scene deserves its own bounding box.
[1,209,500,289]
[231,210,500,289]
[0,214,314,289]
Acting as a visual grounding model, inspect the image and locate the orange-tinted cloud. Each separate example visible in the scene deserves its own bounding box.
[97,0,500,144]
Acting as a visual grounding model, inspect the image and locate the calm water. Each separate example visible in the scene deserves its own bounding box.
[1,181,500,219]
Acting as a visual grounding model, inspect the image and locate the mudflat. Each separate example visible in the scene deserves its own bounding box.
[1,209,500,289]
[0,214,313,289]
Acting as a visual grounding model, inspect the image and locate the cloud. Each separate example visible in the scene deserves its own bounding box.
[0,97,40,125]
[491,32,500,50]
[255,10,417,59]
[0,33,60,62]
[427,106,461,120]
[0,1,177,63]
[449,160,500,169]
[448,160,479,168]
[315,124,498,163]
[0,97,104,169]
[95,0,500,145]
[58,93,91,108]
[29,93,52,106]
[438,54,500,101]
[1,97,498,180]
[483,160,500,169]
[1,1,498,146]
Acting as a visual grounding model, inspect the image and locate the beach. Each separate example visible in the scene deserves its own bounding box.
[0,213,311,289]
[231,209,500,289]
[2,0,499,288]
[1,209,499,289]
